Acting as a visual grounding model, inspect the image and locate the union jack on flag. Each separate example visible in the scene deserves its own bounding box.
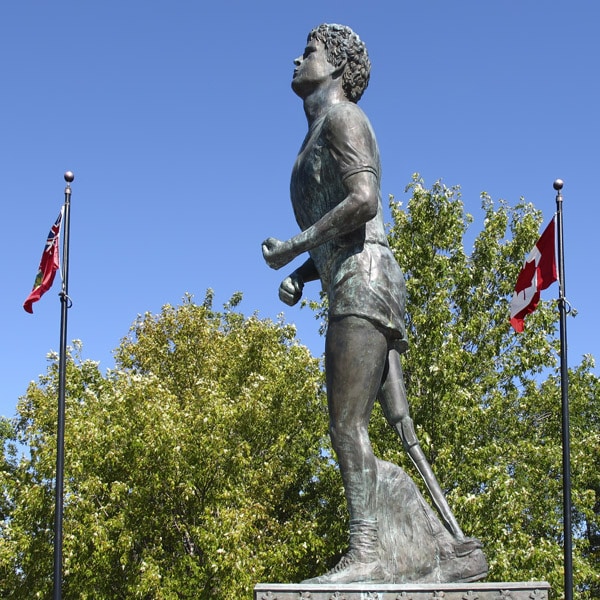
[23,208,64,314]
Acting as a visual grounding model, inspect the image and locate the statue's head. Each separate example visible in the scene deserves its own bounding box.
[307,23,371,103]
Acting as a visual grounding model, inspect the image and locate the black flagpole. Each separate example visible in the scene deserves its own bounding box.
[554,178,573,600]
[53,171,74,600]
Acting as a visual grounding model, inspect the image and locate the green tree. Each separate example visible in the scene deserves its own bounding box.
[365,175,598,597]
[0,416,17,535]
[0,293,345,599]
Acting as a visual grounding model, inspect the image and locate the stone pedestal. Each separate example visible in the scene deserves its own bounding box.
[254,581,550,600]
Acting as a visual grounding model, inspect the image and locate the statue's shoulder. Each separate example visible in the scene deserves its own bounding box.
[325,101,367,123]
[323,102,370,139]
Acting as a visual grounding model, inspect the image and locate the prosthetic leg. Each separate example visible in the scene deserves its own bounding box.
[379,349,481,555]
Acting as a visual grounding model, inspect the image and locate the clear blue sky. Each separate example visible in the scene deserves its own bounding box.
[2,1,598,420]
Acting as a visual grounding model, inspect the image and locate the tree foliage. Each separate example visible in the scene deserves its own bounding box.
[0,293,345,598]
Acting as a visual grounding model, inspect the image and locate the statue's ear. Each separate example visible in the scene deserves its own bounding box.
[332,58,347,79]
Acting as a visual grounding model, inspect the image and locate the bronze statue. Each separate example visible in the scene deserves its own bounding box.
[262,23,487,585]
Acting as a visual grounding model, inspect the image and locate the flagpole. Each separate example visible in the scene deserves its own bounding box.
[554,178,573,600]
[53,171,74,600]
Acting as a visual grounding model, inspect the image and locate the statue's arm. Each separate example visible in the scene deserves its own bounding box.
[278,257,319,306]
[291,170,377,251]
[292,256,319,283]
[262,170,377,270]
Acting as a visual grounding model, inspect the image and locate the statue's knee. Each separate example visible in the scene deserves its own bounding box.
[394,415,419,448]
[328,423,341,451]
[329,421,366,453]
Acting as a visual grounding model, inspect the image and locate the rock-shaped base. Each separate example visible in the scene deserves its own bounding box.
[375,459,487,583]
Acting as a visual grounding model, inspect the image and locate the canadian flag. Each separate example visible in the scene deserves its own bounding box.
[509,218,558,332]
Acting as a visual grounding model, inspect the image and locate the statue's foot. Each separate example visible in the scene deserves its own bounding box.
[454,549,488,583]
[441,546,488,583]
[301,551,385,585]
[453,536,483,557]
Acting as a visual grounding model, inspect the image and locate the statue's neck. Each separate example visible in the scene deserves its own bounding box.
[302,84,346,126]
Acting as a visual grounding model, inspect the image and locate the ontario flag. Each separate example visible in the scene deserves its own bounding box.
[23,208,64,314]
[509,217,558,332]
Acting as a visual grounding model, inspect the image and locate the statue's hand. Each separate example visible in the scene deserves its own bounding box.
[262,237,295,270]
[279,274,304,306]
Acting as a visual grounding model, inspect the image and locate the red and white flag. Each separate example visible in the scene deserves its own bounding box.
[509,217,558,332]
[23,208,64,314]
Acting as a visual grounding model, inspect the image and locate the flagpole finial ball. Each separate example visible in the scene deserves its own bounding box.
[64,171,75,183]
[553,179,563,191]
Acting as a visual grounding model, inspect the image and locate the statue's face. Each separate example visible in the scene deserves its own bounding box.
[291,39,337,98]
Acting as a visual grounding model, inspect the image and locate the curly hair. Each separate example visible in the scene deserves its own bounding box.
[307,23,371,103]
